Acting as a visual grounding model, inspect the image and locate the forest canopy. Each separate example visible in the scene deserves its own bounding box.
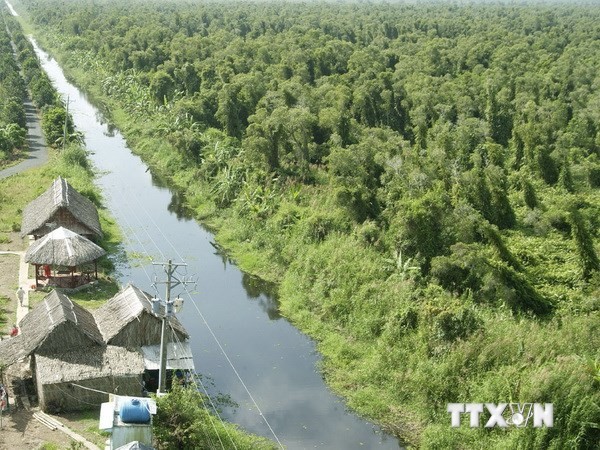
[15,0,600,447]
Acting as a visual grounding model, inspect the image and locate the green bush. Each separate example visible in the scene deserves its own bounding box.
[41,106,72,147]
[154,385,276,449]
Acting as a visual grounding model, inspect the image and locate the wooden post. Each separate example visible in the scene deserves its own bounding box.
[35,264,39,287]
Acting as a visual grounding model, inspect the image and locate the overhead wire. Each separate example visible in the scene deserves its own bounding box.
[163,328,224,450]
[103,190,155,286]
[117,187,167,261]
[181,284,284,449]
[107,189,223,449]
[52,383,104,407]
[134,189,185,262]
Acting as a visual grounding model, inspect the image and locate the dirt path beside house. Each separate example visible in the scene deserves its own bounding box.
[0,409,71,449]
[0,408,103,450]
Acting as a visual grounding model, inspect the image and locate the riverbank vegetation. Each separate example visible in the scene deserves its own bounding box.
[154,385,277,450]
[14,0,600,447]
[0,15,27,167]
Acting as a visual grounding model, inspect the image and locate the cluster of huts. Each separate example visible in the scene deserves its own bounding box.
[0,285,193,412]
[0,177,194,413]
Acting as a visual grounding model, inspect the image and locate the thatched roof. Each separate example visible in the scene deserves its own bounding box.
[94,284,189,344]
[21,176,103,238]
[35,345,145,385]
[25,226,106,266]
[0,290,104,366]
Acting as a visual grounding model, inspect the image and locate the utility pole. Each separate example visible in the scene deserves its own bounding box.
[152,259,194,394]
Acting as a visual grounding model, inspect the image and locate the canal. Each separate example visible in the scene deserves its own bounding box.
[30,38,401,450]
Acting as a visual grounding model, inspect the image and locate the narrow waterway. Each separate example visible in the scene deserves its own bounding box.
[30,38,402,449]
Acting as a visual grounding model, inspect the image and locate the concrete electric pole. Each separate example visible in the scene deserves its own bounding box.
[152,259,194,394]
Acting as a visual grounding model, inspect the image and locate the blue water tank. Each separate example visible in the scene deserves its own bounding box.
[120,398,151,424]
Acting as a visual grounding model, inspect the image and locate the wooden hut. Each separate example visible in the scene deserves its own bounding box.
[35,346,145,413]
[0,290,104,366]
[21,176,103,240]
[94,284,189,349]
[25,226,106,288]
[94,284,193,392]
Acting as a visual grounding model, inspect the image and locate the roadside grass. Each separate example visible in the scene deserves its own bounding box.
[0,152,57,246]
[0,148,28,171]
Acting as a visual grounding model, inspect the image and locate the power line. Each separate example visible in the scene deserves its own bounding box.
[167,326,222,450]
[181,283,284,449]
[103,190,154,285]
[168,322,233,450]
[70,383,111,395]
[134,189,185,262]
[118,187,167,261]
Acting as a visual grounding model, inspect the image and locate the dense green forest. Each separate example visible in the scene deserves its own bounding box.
[14,0,600,447]
[0,18,27,166]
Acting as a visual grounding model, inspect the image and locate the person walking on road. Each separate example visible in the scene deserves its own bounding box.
[15,286,25,306]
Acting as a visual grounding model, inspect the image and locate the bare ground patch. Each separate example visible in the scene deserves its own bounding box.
[0,408,77,450]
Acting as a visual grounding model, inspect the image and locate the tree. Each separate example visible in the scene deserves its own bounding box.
[2,98,26,128]
[154,385,275,449]
[0,123,26,152]
[149,70,175,103]
[568,207,600,280]
[41,106,73,147]
[30,77,56,108]
[390,188,451,273]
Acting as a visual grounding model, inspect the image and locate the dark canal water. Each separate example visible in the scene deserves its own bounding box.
[30,38,402,450]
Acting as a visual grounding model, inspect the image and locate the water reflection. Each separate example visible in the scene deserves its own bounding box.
[241,273,282,320]
[149,170,194,220]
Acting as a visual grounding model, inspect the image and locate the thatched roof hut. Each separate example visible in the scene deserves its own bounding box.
[25,226,106,266]
[94,284,188,349]
[35,345,145,412]
[0,290,104,366]
[21,176,103,239]
[25,226,106,267]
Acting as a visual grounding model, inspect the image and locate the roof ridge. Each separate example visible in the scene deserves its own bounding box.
[67,295,77,325]
[44,297,55,326]
[62,177,69,206]
[52,176,69,207]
